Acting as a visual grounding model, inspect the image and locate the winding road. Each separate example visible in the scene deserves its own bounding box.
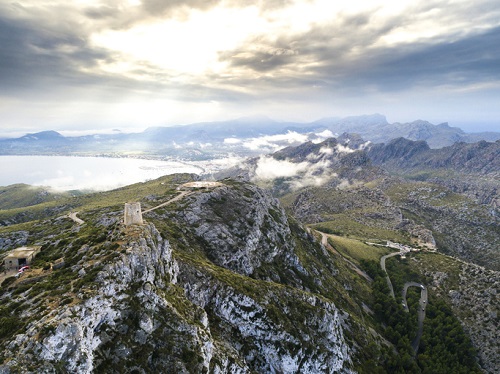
[319,233,427,354]
[381,251,427,355]
[380,252,401,298]
[402,282,427,353]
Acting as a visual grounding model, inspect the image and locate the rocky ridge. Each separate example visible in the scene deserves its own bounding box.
[367,138,500,175]
[312,115,500,148]
[367,138,500,208]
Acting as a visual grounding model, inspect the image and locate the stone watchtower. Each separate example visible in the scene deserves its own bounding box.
[124,202,143,225]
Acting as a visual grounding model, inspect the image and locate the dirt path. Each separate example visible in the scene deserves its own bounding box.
[142,191,193,214]
[68,212,84,225]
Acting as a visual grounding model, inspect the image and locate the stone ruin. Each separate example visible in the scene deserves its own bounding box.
[124,202,143,226]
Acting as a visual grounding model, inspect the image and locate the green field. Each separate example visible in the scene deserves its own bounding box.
[310,217,409,244]
[0,174,197,227]
[325,234,389,264]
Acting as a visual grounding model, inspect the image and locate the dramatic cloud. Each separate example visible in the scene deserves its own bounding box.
[235,130,337,153]
[1,0,499,134]
[243,131,310,152]
[319,147,334,155]
[335,144,355,154]
[252,156,335,190]
[223,138,242,144]
[253,157,310,180]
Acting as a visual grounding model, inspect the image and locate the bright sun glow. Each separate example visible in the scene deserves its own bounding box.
[91,6,264,76]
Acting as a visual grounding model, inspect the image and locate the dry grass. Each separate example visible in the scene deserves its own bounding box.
[327,235,389,264]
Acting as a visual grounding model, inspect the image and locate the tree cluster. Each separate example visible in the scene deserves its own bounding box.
[358,259,480,373]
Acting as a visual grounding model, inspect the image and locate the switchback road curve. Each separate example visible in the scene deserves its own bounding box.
[402,282,428,354]
[381,252,427,355]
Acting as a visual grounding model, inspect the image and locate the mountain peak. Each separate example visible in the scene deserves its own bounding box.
[234,115,277,124]
[343,113,388,125]
[20,130,64,140]
[367,137,430,164]
[314,113,388,126]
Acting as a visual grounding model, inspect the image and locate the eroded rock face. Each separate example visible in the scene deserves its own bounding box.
[176,184,297,276]
[1,224,182,373]
[178,263,351,374]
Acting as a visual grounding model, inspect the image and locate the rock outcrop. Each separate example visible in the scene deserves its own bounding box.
[0,231,28,252]
[176,183,299,276]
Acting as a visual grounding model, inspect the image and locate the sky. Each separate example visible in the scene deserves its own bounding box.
[1,0,500,137]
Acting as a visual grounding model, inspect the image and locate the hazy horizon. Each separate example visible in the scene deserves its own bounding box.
[0,113,498,139]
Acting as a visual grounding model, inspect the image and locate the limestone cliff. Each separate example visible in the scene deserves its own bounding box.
[0,181,353,373]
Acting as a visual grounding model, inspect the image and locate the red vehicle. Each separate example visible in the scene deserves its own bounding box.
[18,265,30,272]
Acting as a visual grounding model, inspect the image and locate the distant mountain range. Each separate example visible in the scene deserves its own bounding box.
[311,114,500,148]
[1,114,499,158]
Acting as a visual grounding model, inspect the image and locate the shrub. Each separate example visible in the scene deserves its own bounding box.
[1,276,16,289]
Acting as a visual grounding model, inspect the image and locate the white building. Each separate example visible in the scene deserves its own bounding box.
[3,246,41,270]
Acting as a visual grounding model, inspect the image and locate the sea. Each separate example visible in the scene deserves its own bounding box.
[0,155,205,191]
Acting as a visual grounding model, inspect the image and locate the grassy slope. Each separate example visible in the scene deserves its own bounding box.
[326,235,389,264]
[0,184,72,210]
[311,219,409,244]
[280,184,413,245]
[0,174,196,230]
